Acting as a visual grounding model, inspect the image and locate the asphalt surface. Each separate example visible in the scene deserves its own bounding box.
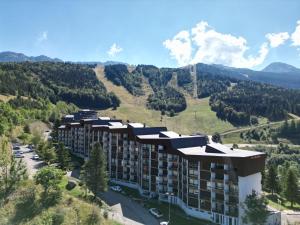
[100,190,160,225]
[13,145,45,178]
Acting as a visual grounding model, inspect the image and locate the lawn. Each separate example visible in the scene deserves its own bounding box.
[59,176,85,198]
[266,193,300,211]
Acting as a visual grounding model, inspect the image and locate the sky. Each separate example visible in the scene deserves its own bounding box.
[0,0,300,70]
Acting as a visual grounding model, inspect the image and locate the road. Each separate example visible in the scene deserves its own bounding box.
[100,190,160,225]
[14,145,45,178]
[220,116,300,136]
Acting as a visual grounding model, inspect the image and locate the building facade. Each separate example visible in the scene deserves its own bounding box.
[58,111,266,225]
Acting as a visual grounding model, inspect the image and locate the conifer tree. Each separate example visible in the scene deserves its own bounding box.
[56,143,71,170]
[283,168,299,207]
[81,143,107,196]
[266,164,280,196]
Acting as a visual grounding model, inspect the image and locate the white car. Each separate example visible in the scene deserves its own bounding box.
[110,185,122,192]
[32,154,39,160]
[160,222,169,225]
[149,208,163,218]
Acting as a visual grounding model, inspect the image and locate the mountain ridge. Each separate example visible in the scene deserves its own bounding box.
[1,51,300,89]
[0,51,63,62]
[262,62,300,73]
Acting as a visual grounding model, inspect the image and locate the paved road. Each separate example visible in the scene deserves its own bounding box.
[14,145,45,178]
[100,190,160,225]
[220,117,300,136]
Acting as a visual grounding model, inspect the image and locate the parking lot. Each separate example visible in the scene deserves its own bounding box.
[12,144,45,178]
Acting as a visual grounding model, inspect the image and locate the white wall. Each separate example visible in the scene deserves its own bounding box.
[238,172,262,224]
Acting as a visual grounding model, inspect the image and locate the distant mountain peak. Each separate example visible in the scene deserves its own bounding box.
[262,62,300,74]
[0,51,63,62]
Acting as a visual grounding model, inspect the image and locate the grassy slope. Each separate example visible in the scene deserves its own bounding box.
[0,179,120,225]
[95,66,235,135]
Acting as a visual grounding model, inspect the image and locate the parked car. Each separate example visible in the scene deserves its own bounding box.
[110,185,122,192]
[160,222,169,225]
[14,153,24,158]
[149,208,163,218]
[32,154,39,160]
[14,150,23,154]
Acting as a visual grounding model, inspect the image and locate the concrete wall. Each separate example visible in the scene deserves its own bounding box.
[238,172,262,224]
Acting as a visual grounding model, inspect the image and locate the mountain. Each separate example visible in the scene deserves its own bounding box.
[75,60,127,66]
[262,62,300,74]
[195,63,300,89]
[0,51,63,62]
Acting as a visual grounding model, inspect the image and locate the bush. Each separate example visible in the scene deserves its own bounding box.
[66,197,73,205]
[52,209,65,225]
[103,211,108,219]
[86,206,101,225]
[66,180,77,190]
[94,196,103,207]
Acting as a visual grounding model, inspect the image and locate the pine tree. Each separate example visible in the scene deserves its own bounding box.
[281,120,289,136]
[56,143,71,170]
[212,132,222,143]
[242,190,269,225]
[289,120,296,134]
[283,168,299,208]
[81,143,107,196]
[266,164,280,196]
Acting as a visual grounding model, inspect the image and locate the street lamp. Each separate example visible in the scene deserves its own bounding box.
[166,192,174,223]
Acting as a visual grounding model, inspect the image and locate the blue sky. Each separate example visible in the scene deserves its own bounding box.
[0,0,300,69]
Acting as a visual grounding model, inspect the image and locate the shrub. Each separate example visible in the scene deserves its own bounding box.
[103,211,108,219]
[52,209,65,225]
[86,206,101,225]
[94,196,103,207]
[66,180,77,190]
[66,197,73,205]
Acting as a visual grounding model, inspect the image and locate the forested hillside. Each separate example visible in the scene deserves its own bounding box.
[105,64,187,115]
[210,81,300,125]
[0,62,120,109]
[103,63,300,126]
[0,96,77,136]
[104,64,144,96]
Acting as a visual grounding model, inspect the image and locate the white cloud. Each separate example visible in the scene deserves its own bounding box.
[163,30,192,66]
[164,21,270,68]
[265,32,289,48]
[37,31,48,43]
[107,43,123,57]
[291,20,300,46]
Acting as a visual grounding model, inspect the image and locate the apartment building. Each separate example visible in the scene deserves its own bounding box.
[58,112,266,225]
